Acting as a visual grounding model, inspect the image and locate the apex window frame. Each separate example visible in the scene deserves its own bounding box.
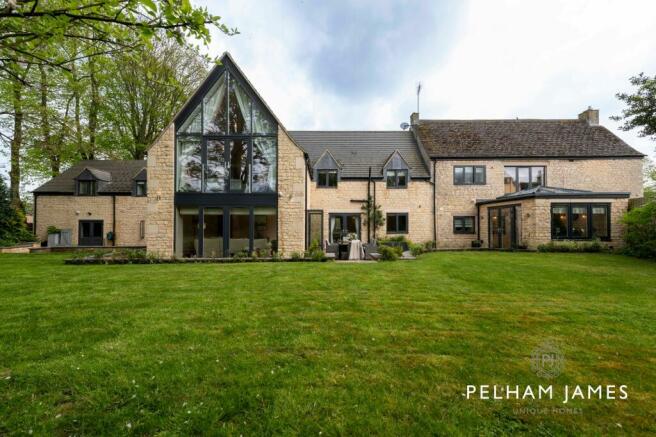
[386,213,408,234]
[386,169,408,189]
[317,169,338,188]
[453,165,486,185]
[550,203,611,241]
[453,216,476,234]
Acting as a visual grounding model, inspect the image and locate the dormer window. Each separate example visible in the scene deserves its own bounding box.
[386,169,408,188]
[78,180,97,196]
[317,170,338,188]
[135,181,147,196]
[383,150,410,189]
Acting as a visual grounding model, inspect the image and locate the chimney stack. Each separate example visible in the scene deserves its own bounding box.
[410,112,420,126]
[578,106,599,126]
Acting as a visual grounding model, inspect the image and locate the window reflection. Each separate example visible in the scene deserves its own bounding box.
[206,140,226,192]
[253,138,276,192]
[176,137,202,192]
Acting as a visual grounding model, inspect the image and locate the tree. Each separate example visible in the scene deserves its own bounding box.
[611,73,656,142]
[99,38,208,159]
[361,195,385,240]
[0,175,33,246]
[0,0,236,85]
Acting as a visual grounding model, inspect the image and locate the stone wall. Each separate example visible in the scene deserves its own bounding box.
[145,124,175,257]
[435,158,643,249]
[35,194,146,246]
[277,128,307,255]
[479,197,628,250]
[308,178,433,244]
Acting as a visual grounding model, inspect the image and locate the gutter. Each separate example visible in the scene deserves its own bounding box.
[33,193,37,237]
[432,160,437,247]
[304,154,308,249]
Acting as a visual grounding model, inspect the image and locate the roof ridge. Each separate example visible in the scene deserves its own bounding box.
[418,118,580,123]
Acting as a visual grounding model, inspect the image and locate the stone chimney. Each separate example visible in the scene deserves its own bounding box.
[410,112,420,126]
[578,106,599,126]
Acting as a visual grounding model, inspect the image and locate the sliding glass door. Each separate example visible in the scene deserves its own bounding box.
[488,206,521,249]
[175,206,277,258]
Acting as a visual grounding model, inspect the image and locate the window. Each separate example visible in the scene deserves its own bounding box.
[78,180,97,196]
[551,203,610,240]
[453,216,475,234]
[135,181,147,196]
[139,220,145,239]
[453,166,485,185]
[317,170,338,188]
[175,68,277,195]
[504,166,546,193]
[386,170,408,188]
[386,213,408,234]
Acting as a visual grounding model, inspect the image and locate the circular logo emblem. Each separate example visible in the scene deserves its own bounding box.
[531,341,564,379]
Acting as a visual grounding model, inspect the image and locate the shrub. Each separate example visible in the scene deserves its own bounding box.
[622,201,656,259]
[309,249,327,262]
[423,241,435,251]
[271,251,283,262]
[290,251,303,261]
[47,225,61,235]
[379,245,402,261]
[409,243,424,257]
[233,250,249,261]
[537,239,604,253]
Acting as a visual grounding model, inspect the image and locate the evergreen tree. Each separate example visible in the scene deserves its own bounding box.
[0,176,33,246]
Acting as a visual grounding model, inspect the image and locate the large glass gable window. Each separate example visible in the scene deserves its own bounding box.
[176,68,277,193]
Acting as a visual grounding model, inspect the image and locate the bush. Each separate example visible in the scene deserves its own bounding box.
[537,239,604,253]
[379,245,402,261]
[622,201,656,259]
[47,225,61,235]
[309,249,327,262]
[290,251,303,261]
[409,243,424,257]
[271,251,283,262]
[423,241,435,251]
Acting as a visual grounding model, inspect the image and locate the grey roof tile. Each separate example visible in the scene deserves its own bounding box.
[288,131,430,179]
[34,160,146,194]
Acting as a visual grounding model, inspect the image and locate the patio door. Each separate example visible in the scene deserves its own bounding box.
[307,210,323,248]
[489,206,520,249]
[329,213,360,243]
[79,220,103,246]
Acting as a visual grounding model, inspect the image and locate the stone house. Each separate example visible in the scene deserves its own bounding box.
[33,53,644,256]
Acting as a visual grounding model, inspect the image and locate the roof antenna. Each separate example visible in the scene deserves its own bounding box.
[416,82,422,114]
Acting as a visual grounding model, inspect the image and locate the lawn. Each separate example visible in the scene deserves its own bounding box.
[0,252,654,435]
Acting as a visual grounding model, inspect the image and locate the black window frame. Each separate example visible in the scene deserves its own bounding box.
[386,213,408,234]
[317,169,338,188]
[77,180,97,196]
[504,166,546,193]
[134,180,147,197]
[453,166,486,185]
[386,169,408,189]
[453,216,476,234]
[550,203,611,241]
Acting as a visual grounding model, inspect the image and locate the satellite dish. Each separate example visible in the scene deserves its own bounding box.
[400,122,410,130]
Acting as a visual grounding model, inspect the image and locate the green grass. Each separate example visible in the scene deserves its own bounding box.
[0,252,654,435]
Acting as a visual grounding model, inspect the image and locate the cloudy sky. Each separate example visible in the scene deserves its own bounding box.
[1,0,655,181]
[199,0,656,159]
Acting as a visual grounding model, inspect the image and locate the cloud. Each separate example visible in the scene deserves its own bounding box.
[203,0,656,158]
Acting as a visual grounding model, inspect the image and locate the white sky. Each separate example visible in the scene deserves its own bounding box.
[2,0,655,185]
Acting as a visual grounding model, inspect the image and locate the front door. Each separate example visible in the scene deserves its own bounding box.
[79,220,103,246]
[489,206,519,249]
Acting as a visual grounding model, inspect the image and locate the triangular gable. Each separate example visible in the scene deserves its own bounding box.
[132,168,147,181]
[75,167,111,182]
[313,149,342,170]
[381,150,410,174]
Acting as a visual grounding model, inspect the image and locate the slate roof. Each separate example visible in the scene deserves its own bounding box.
[288,131,431,179]
[34,160,146,194]
[415,119,645,159]
[476,186,631,205]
